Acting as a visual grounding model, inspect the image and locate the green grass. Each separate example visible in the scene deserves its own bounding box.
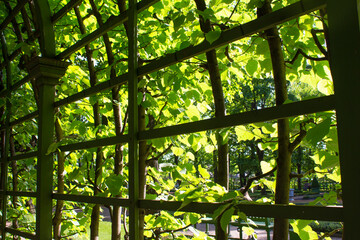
[77,221,113,239]
[76,221,127,239]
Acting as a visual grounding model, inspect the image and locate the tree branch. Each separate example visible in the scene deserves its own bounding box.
[288,128,306,153]
[146,144,173,163]
[240,166,277,195]
[311,29,328,57]
[286,48,327,65]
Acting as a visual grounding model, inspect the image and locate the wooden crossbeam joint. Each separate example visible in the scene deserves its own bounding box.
[26,57,70,85]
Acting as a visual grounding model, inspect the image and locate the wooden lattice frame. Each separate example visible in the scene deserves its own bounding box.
[0,0,359,239]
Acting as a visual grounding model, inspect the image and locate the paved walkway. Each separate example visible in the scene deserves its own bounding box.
[193,223,342,240]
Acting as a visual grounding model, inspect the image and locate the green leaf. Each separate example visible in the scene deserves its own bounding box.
[46,142,59,155]
[105,175,125,195]
[173,147,184,156]
[243,227,255,237]
[213,203,231,221]
[235,126,255,141]
[306,118,331,145]
[205,145,215,153]
[246,59,258,76]
[186,105,201,121]
[186,152,195,161]
[173,15,186,32]
[219,191,237,202]
[205,31,221,44]
[198,165,210,179]
[260,161,273,174]
[220,207,235,232]
[247,0,264,9]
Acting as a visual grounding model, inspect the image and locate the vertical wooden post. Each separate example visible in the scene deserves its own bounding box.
[327,0,360,239]
[27,58,69,240]
[0,31,11,240]
[128,0,139,239]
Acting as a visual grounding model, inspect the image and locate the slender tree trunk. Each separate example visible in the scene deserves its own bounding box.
[53,118,65,240]
[74,7,103,240]
[138,94,147,240]
[258,1,291,239]
[0,71,5,222]
[297,148,303,191]
[87,1,126,238]
[194,0,229,239]
[9,135,19,240]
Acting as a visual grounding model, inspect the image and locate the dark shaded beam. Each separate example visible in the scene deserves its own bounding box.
[9,151,37,162]
[139,200,344,222]
[5,191,37,198]
[138,0,326,77]
[327,0,360,238]
[0,111,39,131]
[58,134,129,152]
[0,0,29,32]
[51,0,82,24]
[0,47,22,72]
[139,95,335,140]
[5,228,36,240]
[52,193,130,207]
[0,75,32,98]
[54,74,127,108]
[10,111,38,127]
[56,0,160,59]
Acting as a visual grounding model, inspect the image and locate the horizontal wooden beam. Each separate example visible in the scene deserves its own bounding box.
[139,200,344,222]
[52,193,130,207]
[139,95,335,140]
[56,0,160,59]
[5,191,37,198]
[51,0,82,24]
[5,228,36,240]
[0,75,32,98]
[0,47,22,72]
[58,134,129,152]
[9,151,37,162]
[54,74,127,108]
[0,0,29,32]
[0,111,39,130]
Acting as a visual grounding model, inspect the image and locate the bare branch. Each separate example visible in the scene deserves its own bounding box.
[240,166,277,195]
[311,29,328,57]
[286,48,327,65]
[288,128,306,153]
[146,143,173,163]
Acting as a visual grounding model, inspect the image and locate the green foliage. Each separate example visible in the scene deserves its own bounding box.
[1,0,340,238]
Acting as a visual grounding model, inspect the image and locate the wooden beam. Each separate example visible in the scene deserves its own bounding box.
[139,95,335,140]
[52,193,130,206]
[51,0,82,24]
[56,0,160,59]
[139,200,344,222]
[0,0,29,32]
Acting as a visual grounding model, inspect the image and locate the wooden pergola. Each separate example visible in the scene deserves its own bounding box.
[0,0,359,239]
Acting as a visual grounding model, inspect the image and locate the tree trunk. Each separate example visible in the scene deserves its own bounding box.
[87,1,125,238]
[9,135,19,240]
[138,94,147,240]
[53,118,65,240]
[194,0,229,239]
[297,148,303,191]
[74,7,103,240]
[257,1,291,239]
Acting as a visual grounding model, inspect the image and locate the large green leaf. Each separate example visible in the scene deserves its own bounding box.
[246,59,259,76]
[205,31,221,44]
[306,118,331,145]
[221,207,235,232]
